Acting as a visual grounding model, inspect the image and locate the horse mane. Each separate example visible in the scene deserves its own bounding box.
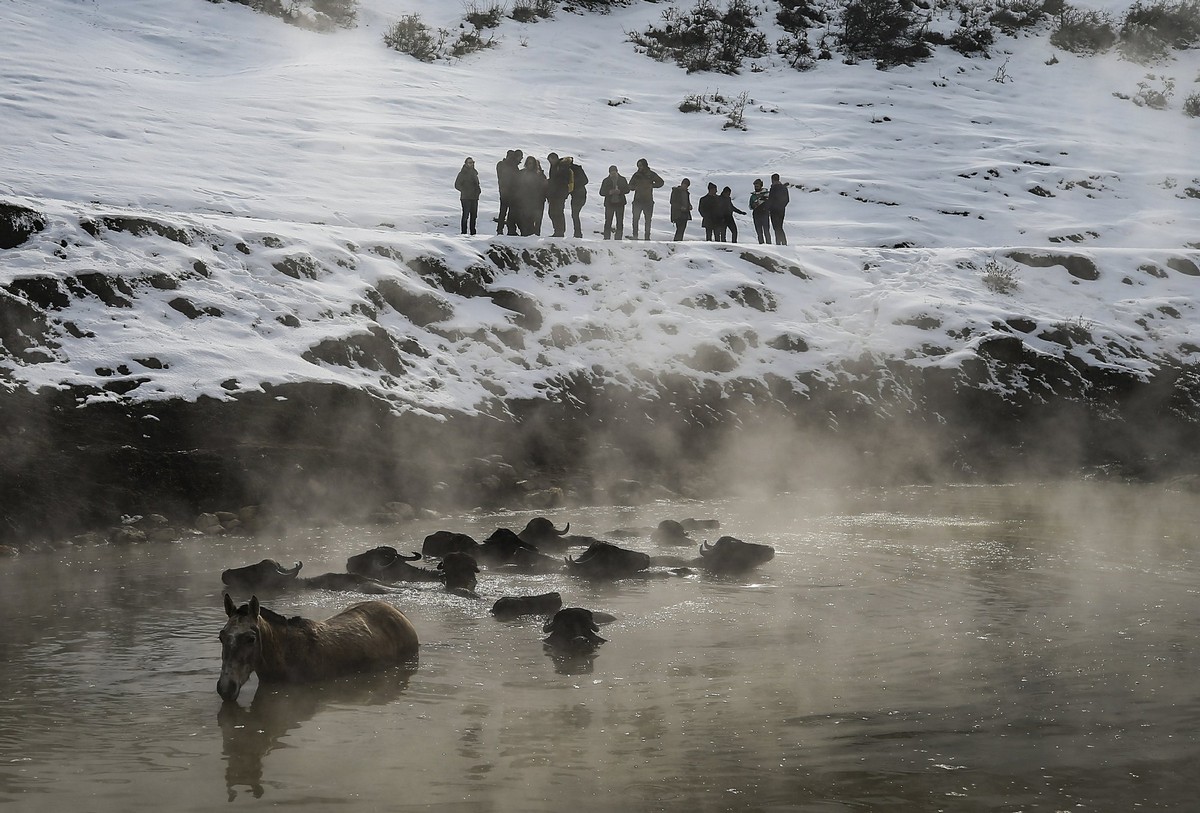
[257,605,317,633]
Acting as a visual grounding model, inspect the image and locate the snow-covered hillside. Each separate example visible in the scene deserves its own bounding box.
[2,0,1198,249]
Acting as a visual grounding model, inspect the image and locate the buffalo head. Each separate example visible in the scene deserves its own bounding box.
[438,552,480,593]
[518,517,571,551]
[542,607,607,651]
[221,559,302,590]
[651,519,692,545]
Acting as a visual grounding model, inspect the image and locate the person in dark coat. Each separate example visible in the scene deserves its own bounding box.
[697,182,723,242]
[599,165,629,240]
[627,158,665,240]
[669,178,692,241]
[546,152,571,238]
[719,187,746,243]
[495,150,523,236]
[749,178,771,244]
[454,157,481,235]
[516,156,548,236]
[566,157,589,238]
[768,173,791,246]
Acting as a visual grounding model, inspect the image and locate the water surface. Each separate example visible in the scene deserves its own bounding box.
[1,482,1197,811]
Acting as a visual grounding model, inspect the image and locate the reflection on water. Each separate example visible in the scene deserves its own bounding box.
[218,669,415,801]
[0,482,1198,811]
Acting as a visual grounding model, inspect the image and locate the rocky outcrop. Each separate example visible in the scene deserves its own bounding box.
[3,199,1200,547]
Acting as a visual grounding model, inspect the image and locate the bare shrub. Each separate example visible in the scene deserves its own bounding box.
[464,0,507,28]
[1050,7,1116,54]
[630,0,769,74]
[980,259,1019,295]
[1184,91,1200,117]
[383,14,447,61]
[511,0,555,21]
[839,0,933,68]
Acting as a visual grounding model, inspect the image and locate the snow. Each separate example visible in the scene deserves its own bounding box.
[1,0,1198,414]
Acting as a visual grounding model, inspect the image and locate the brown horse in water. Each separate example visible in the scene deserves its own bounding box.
[217,594,419,702]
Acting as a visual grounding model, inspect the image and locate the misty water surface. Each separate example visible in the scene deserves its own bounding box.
[1,482,1197,812]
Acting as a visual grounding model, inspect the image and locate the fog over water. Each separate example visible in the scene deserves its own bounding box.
[1,482,1197,811]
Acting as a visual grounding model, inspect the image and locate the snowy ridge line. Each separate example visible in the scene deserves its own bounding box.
[3,196,1199,416]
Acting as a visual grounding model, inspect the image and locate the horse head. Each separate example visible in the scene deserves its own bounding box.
[218,593,263,702]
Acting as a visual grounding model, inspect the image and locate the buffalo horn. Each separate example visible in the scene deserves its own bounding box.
[400,551,423,561]
[699,541,712,556]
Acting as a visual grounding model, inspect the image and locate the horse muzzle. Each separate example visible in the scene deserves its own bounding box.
[217,675,242,701]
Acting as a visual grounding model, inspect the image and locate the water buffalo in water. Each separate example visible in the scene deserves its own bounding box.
[653,519,693,545]
[566,542,651,579]
[517,517,569,547]
[516,517,604,553]
[478,528,560,572]
[439,552,480,596]
[346,546,442,583]
[222,559,303,590]
[217,594,419,702]
[490,591,563,619]
[422,530,479,559]
[696,536,775,573]
[222,559,398,594]
[542,607,607,651]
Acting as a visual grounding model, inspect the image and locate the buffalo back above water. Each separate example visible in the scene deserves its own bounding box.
[422,531,479,559]
[490,591,563,619]
[566,542,651,579]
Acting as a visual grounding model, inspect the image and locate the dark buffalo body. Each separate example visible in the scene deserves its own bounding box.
[478,528,560,571]
[697,536,775,573]
[422,531,479,559]
[346,546,442,583]
[566,542,651,579]
[222,559,302,590]
[490,591,563,619]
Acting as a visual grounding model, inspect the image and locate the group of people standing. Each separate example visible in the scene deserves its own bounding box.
[454,151,791,245]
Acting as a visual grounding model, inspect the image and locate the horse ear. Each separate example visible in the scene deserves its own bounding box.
[249,596,260,619]
[223,593,235,617]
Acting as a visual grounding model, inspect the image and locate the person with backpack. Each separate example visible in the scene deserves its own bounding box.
[749,178,771,244]
[599,165,630,240]
[516,156,548,236]
[495,149,523,236]
[669,178,692,241]
[628,158,665,240]
[546,152,571,238]
[768,173,791,246]
[566,157,589,238]
[719,186,746,243]
[697,182,723,242]
[454,157,481,235]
